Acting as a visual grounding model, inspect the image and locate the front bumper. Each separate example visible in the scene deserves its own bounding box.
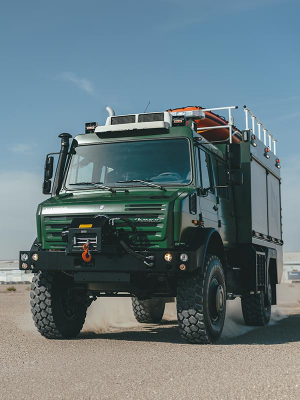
[19,249,197,274]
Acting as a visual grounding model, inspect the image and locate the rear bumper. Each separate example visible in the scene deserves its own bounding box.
[19,249,197,275]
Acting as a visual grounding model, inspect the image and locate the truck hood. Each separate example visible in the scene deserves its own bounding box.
[40,188,183,215]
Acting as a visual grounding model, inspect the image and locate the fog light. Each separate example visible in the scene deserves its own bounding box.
[22,263,28,270]
[32,253,39,261]
[164,253,172,262]
[180,253,188,262]
[21,253,29,262]
[179,264,186,271]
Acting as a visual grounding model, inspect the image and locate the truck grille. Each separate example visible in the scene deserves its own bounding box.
[42,203,168,249]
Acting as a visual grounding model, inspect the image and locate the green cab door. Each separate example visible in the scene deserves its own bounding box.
[196,147,218,230]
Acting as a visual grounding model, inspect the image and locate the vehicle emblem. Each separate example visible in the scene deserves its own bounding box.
[135,217,162,223]
[99,205,105,210]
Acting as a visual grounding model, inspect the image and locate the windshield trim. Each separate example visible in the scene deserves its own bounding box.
[62,137,194,192]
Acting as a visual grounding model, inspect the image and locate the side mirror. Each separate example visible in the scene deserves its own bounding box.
[226,144,241,170]
[43,180,52,194]
[228,170,243,186]
[43,155,54,194]
[45,156,54,180]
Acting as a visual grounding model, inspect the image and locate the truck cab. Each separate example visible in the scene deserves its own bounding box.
[20,105,283,344]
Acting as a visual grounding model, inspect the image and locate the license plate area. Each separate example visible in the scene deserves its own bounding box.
[67,228,102,253]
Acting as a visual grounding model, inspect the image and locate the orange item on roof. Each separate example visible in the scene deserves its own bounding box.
[168,106,242,144]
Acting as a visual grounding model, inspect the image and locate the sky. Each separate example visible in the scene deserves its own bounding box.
[0,0,299,259]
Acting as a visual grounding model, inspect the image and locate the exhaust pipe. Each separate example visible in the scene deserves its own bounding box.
[52,133,72,196]
[106,106,115,117]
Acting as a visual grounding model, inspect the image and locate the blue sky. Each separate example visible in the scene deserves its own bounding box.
[0,0,299,258]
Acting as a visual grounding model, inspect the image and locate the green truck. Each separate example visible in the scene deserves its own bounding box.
[20,105,283,344]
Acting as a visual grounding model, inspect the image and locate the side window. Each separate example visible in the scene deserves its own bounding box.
[215,160,229,199]
[199,148,214,193]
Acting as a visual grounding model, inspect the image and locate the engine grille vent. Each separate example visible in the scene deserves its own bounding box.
[42,209,167,249]
[138,113,164,123]
[111,115,135,125]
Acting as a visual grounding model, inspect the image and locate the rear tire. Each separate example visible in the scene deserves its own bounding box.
[30,271,87,339]
[132,297,165,323]
[241,281,272,326]
[177,254,226,344]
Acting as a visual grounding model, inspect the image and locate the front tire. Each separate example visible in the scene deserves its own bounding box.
[177,254,226,344]
[30,271,87,339]
[132,297,165,323]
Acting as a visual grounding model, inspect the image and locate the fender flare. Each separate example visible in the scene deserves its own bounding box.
[185,228,226,274]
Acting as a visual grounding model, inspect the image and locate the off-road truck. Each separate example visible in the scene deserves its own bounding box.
[20,105,283,344]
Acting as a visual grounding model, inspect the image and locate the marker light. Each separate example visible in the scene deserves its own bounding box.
[32,253,39,261]
[275,158,281,169]
[22,263,28,270]
[264,147,270,159]
[21,253,29,262]
[251,134,257,147]
[164,253,172,262]
[180,253,189,262]
[179,264,187,271]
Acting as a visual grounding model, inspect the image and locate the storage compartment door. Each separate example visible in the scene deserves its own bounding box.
[267,173,281,240]
[251,161,268,235]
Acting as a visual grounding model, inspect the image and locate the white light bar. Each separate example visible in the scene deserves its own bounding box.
[95,121,170,134]
[170,110,205,119]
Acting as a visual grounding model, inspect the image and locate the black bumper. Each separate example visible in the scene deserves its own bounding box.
[19,249,198,274]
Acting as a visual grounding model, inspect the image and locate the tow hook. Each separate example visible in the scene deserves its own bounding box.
[82,240,92,262]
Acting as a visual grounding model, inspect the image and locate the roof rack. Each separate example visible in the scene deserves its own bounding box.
[244,105,277,155]
[198,106,238,144]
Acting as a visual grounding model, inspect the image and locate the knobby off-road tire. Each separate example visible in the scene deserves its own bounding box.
[177,254,226,344]
[30,271,87,339]
[132,297,165,323]
[241,279,272,326]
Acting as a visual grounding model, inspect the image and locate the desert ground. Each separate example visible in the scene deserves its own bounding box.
[1,283,300,400]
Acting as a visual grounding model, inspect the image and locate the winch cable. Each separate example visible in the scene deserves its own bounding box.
[109,217,154,263]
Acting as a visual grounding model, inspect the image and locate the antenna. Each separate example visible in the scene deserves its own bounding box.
[144,101,150,113]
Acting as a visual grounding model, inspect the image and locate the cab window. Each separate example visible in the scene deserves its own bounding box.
[215,159,229,199]
[199,148,214,193]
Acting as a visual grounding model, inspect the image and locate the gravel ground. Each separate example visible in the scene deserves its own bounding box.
[1,283,300,400]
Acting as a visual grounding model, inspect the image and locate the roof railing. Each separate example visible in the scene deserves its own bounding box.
[198,106,238,144]
[244,105,277,155]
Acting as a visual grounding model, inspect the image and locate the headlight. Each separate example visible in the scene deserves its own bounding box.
[180,253,188,262]
[164,253,172,262]
[21,253,29,262]
[32,253,39,261]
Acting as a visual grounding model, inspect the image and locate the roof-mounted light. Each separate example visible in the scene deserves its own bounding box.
[170,110,205,120]
[85,122,98,134]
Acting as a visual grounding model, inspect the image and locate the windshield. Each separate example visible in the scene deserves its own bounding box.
[65,138,192,189]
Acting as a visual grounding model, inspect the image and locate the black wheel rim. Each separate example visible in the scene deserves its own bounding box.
[60,287,79,321]
[208,277,225,324]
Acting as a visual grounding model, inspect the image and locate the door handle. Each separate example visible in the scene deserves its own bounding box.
[213,205,218,211]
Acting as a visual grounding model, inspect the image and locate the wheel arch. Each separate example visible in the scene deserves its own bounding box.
[188,228,226,275]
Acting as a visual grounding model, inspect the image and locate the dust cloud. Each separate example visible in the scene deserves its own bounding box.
[83,297,140,333]
[83,283,299,338]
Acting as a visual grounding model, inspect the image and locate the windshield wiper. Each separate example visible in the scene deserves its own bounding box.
[117,180,166,192]
[69,182,116,193]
